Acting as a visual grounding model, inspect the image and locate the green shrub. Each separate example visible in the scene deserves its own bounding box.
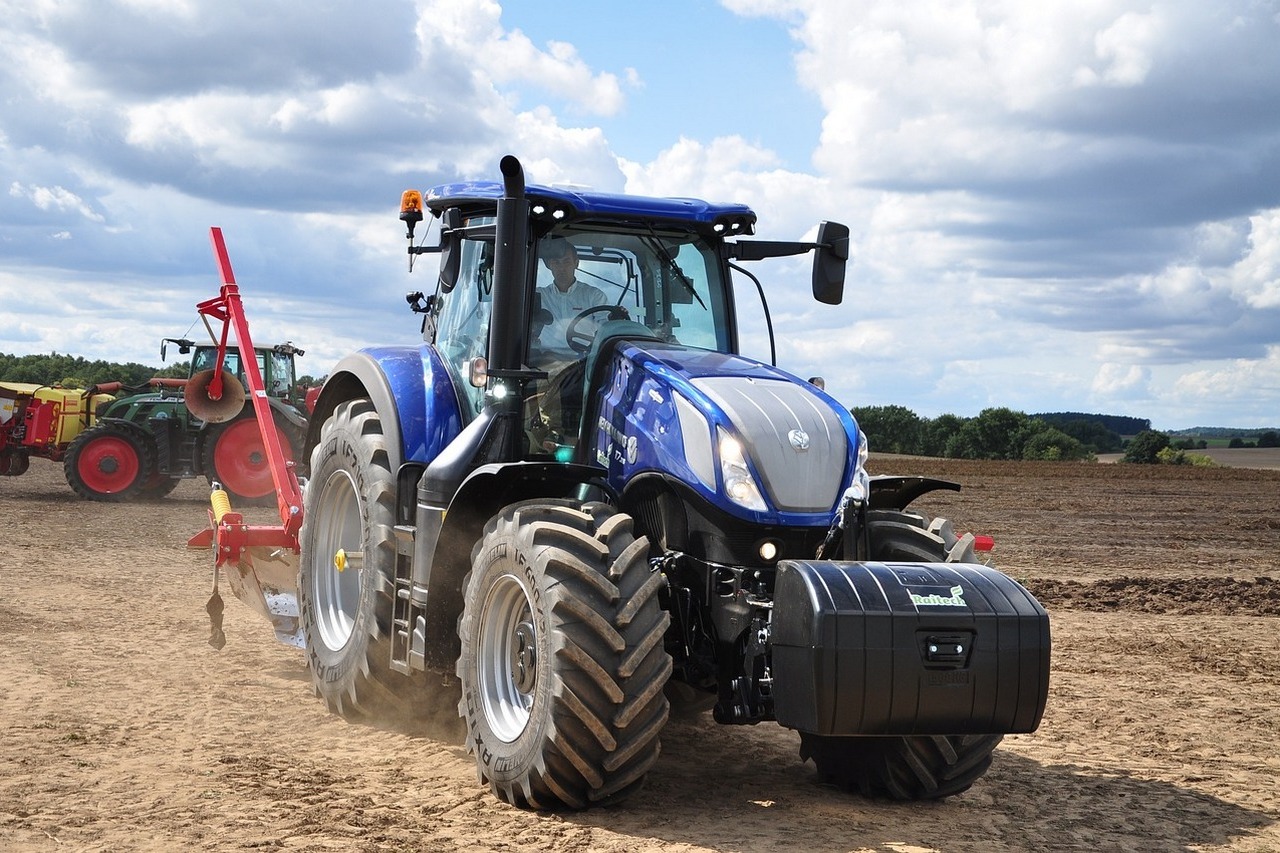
[1124,430,1170,464]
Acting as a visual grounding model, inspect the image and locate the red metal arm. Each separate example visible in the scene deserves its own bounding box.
[195,227,304,537]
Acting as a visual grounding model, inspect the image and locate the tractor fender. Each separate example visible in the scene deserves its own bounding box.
[868,475,961,511]
[416,460,616,671]
[303,345,463,472]
[265,397,307,431]
[93,416,155,444]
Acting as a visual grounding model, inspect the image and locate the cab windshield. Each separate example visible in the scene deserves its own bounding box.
[431,220,733,420]
[531,226,730,362]
[191,347,291,398]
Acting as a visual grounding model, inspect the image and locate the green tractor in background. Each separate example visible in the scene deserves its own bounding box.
[63,338,310,502]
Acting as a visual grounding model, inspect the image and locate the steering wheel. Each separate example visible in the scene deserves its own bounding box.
[565,304,631,354]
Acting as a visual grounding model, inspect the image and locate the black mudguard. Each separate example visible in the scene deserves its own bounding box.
[868,475,960,510]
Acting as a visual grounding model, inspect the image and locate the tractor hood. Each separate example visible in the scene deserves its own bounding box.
[589,340,862,524]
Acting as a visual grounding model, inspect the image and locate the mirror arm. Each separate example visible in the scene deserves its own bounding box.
[727,240,814,261]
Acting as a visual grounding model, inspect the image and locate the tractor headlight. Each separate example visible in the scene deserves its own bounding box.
[674,392,716,490]
[719,429,768,512]
[847,428,871,504]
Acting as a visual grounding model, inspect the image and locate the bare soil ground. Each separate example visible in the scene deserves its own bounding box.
[2,456,1279,852]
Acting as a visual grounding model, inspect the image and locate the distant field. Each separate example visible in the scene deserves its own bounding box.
[1095,447,1280,470]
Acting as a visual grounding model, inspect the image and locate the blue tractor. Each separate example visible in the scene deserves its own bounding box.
[222,155,1048,809]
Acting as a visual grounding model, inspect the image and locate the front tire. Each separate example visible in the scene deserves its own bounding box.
[297,399,402,719]
[799,732,1004,799]
[64,424,152,501]
[457,501,672,809]
[799,508,1002,800]
[866,508,979,563]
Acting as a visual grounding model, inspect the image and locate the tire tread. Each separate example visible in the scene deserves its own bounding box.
[457,500,671,809]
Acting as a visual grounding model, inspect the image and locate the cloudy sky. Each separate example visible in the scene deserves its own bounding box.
[3,0,1279,430]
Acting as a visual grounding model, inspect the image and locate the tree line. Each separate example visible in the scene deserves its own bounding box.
[1,351,324,393]
[1034,411,1150,438]
[852,405,1129,462]
[855,405,1279,464]
[1124,428,1279,464]
[0,351,188,389]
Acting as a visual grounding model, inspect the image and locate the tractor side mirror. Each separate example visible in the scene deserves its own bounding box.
[437,238,461,294]
[812,221,849,305]
[160,338,194,361]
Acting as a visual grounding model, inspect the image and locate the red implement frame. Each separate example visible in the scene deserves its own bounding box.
[187,227,303,563]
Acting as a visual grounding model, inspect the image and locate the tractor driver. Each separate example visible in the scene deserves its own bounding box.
[528,236,608,454]
[534,236,607,358]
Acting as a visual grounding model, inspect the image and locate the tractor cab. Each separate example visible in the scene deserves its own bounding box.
[189,343,303,409]
[405,172,847,472]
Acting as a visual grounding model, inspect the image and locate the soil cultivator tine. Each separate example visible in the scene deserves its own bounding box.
[206,569,226,650]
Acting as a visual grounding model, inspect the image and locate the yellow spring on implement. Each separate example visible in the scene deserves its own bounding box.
[210,487,233,524]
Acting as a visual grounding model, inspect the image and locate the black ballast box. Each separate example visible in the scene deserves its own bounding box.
[770,560,1050,736]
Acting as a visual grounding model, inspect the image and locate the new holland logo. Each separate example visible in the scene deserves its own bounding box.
[909,585,967,607]
[788,429,809,451]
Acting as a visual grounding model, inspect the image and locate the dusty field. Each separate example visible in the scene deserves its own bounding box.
[2,456,1279,853]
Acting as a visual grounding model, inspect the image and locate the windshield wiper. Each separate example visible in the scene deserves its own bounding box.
[642,229,706,310]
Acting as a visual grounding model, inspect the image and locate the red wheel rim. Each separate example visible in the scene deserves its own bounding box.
[77,435,141,493]
[213,419,293,498]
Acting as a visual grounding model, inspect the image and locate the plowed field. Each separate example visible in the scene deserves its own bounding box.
[2,455,1278,852]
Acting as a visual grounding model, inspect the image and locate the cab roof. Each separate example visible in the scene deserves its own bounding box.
[423,180,757,232]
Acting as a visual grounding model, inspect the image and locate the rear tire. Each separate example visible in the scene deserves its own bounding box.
[798,508,1001,800]
[297,399,403,719]
[64,424,152,501]
[457,501,671,809]
[202,412,300,505]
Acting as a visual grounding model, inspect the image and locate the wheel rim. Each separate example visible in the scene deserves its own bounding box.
[212,418,290,498]
[310,468,364,652]
[77,435,140,493]
[477,572,537,742]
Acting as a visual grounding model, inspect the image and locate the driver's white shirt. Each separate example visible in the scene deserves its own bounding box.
[538,279,607,356]
[539,279,607,321]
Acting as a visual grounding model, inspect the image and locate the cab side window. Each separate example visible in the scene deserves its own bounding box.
[432,235,493,417]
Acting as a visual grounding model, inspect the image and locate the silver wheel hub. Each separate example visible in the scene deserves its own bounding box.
[511,620,538,694]
[477,573,537,742]
[311,469,363,652]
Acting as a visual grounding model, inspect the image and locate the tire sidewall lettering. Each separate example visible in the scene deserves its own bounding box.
[460,532,552,783]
